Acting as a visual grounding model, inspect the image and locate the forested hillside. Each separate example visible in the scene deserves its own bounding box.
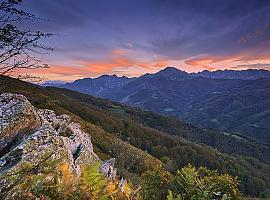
[1,76,270,198]
[56,88,270,165]
[56,67,270,143]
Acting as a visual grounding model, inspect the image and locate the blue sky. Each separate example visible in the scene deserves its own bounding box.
[19,0,270,80]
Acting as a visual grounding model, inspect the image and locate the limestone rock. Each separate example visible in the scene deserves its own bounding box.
[100,158,117,180]
[0,93,99,198]
[0,93,40,157]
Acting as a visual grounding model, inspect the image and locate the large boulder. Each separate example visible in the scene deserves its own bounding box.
[0,93,40,157]
[0,93,99,198]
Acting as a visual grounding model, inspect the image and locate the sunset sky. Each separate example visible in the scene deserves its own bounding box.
[22,0,270,81]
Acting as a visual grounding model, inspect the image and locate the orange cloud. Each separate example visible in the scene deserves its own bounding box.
[112,49,127,55]
[27,41,270,81]
[238,53,270,62]
[80,57,134,74]
[185,56,225,67]
[24,49,270,82]
[80,55,168,74]
[115,57,134,66]
[185,52,270,72]
[185,49,270,68]
[34,65,90,75]
[137,60,168,69]
[17,65,94,81]
[185,55,240,71]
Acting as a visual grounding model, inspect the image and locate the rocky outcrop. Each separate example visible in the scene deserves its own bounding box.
[100,158,117,180]
[0,93,99,198]
[0,93,40,158]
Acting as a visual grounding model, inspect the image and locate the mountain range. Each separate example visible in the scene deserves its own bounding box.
[193,68,270,80]
[45,67,270,143]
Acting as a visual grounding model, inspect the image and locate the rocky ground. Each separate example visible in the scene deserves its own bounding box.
[0,93,109,199]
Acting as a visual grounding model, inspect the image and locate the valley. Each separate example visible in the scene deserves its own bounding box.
[51,67,270,143]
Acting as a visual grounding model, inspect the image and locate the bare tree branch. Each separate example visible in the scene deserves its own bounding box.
[0,0,53,80]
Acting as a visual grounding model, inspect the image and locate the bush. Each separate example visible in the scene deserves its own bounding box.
[168,164,243,200]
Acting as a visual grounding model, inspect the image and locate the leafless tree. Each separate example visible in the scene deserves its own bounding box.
[0,0,53,80]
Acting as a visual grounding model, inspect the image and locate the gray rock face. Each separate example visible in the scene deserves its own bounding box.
[0,93,41,157]
[0,93,99,198]
[100,158,117,180]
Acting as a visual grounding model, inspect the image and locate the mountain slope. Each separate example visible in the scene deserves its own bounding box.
[110,76,270,142]
[54,87,270,165]
[1,76,270,197]
[0,76,163,181]
[53,68,270,142]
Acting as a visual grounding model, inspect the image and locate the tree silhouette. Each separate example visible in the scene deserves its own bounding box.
[0,0,52,79]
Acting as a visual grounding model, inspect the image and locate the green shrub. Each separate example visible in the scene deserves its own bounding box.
[168,164,243,200]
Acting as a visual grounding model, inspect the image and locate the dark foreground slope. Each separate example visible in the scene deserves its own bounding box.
[1,76,270,197]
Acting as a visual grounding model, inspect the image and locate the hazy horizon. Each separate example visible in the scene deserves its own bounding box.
[41,66,270,83]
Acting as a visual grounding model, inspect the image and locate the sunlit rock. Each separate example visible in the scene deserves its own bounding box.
[0,93,99,198]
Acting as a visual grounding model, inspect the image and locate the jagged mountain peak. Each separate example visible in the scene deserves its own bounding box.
[55,73,134,98]
[152,66,190,80]
[70,74,130,84]
[159,66,185,73]
[157,66,188,74]
[97,74,118,79]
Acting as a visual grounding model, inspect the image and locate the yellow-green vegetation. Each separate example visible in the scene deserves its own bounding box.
[80,121,163,178]
[3,158,138,200]
[81,161,140,200]
[1,152,63,199]
[141,165,243,200]
[167,165,243,200]
[141,169,172,200]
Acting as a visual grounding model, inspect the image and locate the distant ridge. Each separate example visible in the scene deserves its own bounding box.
[55,74,134,98]
[193,68,270,80]
[44,67,270,88]
[145,67,270,80]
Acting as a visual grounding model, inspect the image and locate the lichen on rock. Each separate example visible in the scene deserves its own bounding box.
[0,93,41,157]
[0,93,99,198]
